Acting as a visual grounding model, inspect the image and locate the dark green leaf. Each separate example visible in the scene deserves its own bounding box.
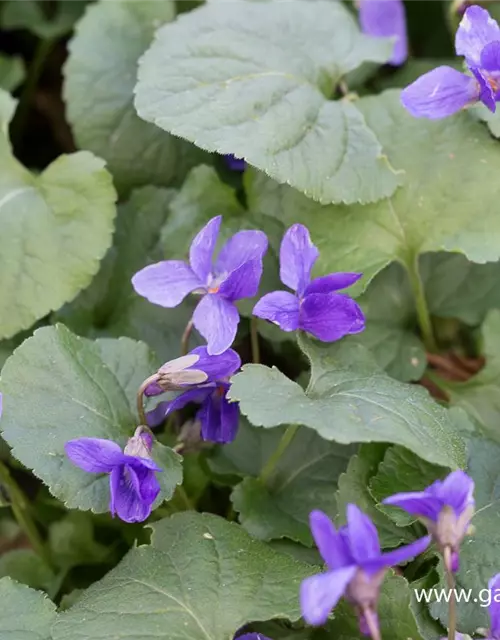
[53,512,316,640]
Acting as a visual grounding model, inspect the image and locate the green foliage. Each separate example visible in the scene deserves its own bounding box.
[0,325,181,512]
[0,577,57,640]
[229,334,466,469]
[134,1,402,205]
[0,90,117,340]
[52,512,315,640]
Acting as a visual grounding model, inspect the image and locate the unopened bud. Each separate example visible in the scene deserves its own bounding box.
[156,354,208,391]
[124,426,153,459]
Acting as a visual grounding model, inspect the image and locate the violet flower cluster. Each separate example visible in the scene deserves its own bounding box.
[301,470,476,638]
[358,0,408,67]
[402,6,500,118]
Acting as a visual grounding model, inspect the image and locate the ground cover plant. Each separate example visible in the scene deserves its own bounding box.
[2,1,500,639]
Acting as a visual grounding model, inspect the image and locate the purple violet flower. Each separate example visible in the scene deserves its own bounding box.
[146,346,241,444]
[358,0,408,66]
[401,5,500,118]
[65,427,161,523]
[253,224,365,342]
[483,573,500,640]
[224,154,246,172]
[383,470,475,573]
[300,506,430,633]
[235,635,272,640]
[132,216,268,355]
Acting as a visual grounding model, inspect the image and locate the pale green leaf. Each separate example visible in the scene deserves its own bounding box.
[228,334,466,469]
[0,55,24,92]
[53,512,315,640]
[135,1,402,205]
[212,418,355,544]
[0,89,117,340]
[64,0,206,194]
[0,577,57,640]
[0,325,181,513]
[246,90,500,289]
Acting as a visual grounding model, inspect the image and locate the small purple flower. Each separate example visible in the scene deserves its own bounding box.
[401,6,500,118]
[224,154,246,172]
[383,470,475,572]
[358,0,408,66]
[253,224,365,342]
[484,573,500,639]
[132,216,268,355]
[65,427,162,523]
[147,346,241,444]
[235,636,272,640]
[300,506,430,633]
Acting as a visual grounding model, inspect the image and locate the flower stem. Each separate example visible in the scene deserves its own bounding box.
[250,317,260,364]
[0,461,51,567]
[363,607,381,640]
[259,424,299,485]
[136,374,159,426]
[181,319,194,356]
[407,257,437,352]
[444,547,456,640]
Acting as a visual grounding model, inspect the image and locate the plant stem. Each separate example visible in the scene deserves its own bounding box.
[136,374,159,425]
[259,424,299,485]
[12,38,54,143]
[444,547,456,640]
[0,461,51,566]
[407,257,437,352]
[181,320,193,356]
[175,485,193,511]
[363,607,381,640]
[250,317,260,364]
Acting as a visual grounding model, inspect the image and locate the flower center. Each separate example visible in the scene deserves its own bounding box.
[206,272,227,295]
[488,76,499,92]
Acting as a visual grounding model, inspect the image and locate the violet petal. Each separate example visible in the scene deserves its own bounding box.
[280,224,319,297]
[346,504,381,564]
[369,535,431,571]
[456,5,500,67]
[215,230,268,274]
[189,216,221,282]
[253,290,300,332]
[382,491,443,521]
[109,464,159,523]
[189,346,241,382]
[193,294,240,355]
[309,510,353,570]
[146,387,214,427]
[488,573,500,636]
[300,293,365,342]
[300,567,357,626]
[471,67,496,112]
[480,40,500,71]
[305,272,362,296]
[199,386,239,444]
[65,438,125,473]
[359,0,408,66]
[218,259,264,301]
[401,66,480,119]
[132,260,202,308]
